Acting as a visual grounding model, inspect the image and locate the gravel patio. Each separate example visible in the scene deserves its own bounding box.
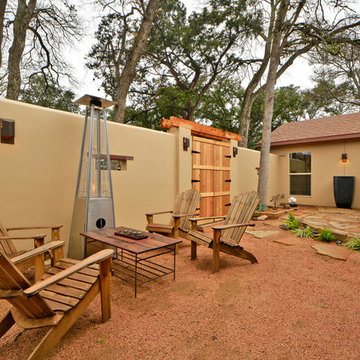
[0,211,359,360]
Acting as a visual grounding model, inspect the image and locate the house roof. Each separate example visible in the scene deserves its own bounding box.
[270,112,360,147]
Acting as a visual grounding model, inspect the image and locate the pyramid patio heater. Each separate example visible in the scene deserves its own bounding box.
[68,95,116,259]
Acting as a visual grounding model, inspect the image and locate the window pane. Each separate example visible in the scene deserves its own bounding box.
[290,175,311,195]
[290,152,311,173]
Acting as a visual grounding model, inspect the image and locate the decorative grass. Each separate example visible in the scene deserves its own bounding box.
[292,226,314,238]
[344,237,360,251]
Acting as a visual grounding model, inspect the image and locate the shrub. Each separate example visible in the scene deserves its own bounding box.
[292,226,314,238]
[283,212,299,230]
[315,227,337,242]
[344,237,360,251]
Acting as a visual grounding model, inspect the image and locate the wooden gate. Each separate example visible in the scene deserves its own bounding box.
[192,136,231,217]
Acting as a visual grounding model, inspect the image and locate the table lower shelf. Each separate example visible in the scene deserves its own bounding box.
[112,247,176,297]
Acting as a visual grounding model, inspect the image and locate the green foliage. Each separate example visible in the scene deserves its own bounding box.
[283,213,299,230]
[292,226,314,238]
[87,12,140,99]
[301,79,353,120]
[343,237,360,251]
[315,227,337,242]
[130,0,262,121]
[19,76,79,113]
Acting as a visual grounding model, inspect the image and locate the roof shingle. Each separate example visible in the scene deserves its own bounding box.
[270,112,360,146]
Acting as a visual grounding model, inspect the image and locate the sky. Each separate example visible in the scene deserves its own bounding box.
[70,0,315,100]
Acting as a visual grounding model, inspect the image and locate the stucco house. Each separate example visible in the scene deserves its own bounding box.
[269,112,360,208]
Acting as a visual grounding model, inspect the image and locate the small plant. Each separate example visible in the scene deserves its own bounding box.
[315,227,337,242]
[343,237,360,251]
[282,212,299,230]
[292,226,314,238]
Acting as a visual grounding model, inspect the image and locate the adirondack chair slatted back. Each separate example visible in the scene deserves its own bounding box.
[0,222,17,255]
[0,252,54,318]
[173,189,200,230]
[222,191,259,244]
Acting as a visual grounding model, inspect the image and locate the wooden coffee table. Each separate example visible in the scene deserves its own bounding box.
[81,227,182,297]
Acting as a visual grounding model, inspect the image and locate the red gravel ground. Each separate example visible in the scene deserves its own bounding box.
[0,222,359,360]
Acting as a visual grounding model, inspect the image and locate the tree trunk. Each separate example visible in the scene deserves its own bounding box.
[6,0,37,100]
[257,0,289,208]
[113,0,161,123]
[0,0,7,67]
[238,89,257,147]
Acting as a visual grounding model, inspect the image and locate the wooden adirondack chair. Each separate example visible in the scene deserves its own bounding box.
[187,191,260,273]
[0,221,62,272]
[146,189,201,238]
[0,241,113,360]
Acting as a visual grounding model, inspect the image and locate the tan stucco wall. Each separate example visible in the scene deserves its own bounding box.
[271,139,360,208]
[0,98,282,253]
[0,99,176,251]
[235,147,281,203]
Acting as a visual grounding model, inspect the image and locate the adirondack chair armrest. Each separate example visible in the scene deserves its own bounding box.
[6,225,63,231]
[212,223,255,231]
[0,234,46,249]
[146,210,173,216]
[0,235,46,240]
[6,225,63,240]
[173,213,198,218]
[11,240,65,265]
[189,216,226,222]
[146,211,173,224]
[23,249,114,296]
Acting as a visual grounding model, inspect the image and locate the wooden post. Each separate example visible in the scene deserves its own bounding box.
[173,217,180,238]
[191,219,198,260]
[99,257,112,323]
[51,246,64,266]
[34,253,45,282]
[34,236,45,282]
[51,226,61,240]
[146,215,153,225]
[34,236,45,249]
[212,229,221,273]
[191,241,197,260]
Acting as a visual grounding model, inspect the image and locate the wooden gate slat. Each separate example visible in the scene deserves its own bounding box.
[192,136,231,217]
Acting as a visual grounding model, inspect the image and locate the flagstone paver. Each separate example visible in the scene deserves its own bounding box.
[245,229,280,238]
[328,221,358,230]
[312,243,352,261]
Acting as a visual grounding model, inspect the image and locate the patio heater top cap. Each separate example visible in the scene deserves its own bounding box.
[74,94,117,109]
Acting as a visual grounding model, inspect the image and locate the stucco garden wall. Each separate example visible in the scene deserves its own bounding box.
[271,140,360,208]
[0,99,280,252]
[235,147,281,199]
[0,99,176,252]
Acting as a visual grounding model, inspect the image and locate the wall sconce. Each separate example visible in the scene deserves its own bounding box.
[233,147,238,157]
[0,118,15,144]
[183,137,190,151]
[341,153,348,163]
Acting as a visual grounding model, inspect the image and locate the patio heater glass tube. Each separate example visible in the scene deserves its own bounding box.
[68,95,116,259]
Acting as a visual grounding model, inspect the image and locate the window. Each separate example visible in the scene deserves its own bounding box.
[289,152,311,195]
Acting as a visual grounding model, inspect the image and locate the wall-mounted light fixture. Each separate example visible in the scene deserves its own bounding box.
[233,147,238,157]
[0,118,15,144]
[341,153,348,163]
[183,137,190,151]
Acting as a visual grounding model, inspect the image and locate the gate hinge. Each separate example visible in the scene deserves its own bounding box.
[192,150,200,154]
[192,179,200,183]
